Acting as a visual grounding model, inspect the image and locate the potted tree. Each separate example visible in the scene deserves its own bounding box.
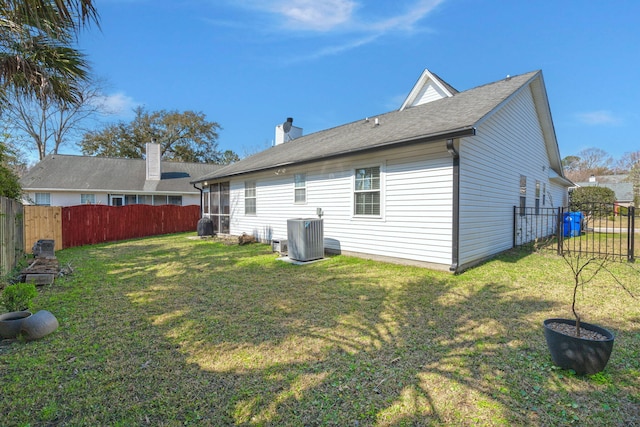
[543,205,636,374]
[0,282,37,339]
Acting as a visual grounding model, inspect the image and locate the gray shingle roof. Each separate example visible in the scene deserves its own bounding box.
[21,154,221,193]
[193,70,541,183]
[575,176,634,202]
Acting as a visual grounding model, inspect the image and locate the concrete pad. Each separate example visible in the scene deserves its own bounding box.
[276,256,328,266]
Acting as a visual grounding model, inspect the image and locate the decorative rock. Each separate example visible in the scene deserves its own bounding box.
[0,311,32,339]
[20,310,59,341]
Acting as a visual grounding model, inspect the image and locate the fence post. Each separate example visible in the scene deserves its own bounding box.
[629,206,636,263]
[556,207,564,256]
[513,205,516,248]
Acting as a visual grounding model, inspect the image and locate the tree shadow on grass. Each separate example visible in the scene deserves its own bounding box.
[2,235,638,425]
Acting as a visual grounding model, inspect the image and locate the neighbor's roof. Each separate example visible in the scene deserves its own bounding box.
[575,176,634,202]
[193,70,562,183]
[21,154,222,194]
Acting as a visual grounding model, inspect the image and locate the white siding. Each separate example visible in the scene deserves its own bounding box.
[458,86,562,266]
[228,143,455,267]
[412,81,449,106]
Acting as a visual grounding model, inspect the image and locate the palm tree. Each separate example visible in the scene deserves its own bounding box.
[0,0,99,105]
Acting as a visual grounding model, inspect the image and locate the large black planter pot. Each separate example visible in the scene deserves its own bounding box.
[543,318,615,375]
[0,311,32,339]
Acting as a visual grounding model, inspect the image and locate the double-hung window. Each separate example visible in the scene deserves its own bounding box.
[354,166,380,216]
[294,173,306,203]
[519,175,527,216]
[245,181,256,215]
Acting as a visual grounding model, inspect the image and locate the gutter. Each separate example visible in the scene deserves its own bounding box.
[446,138,461,273]
[192,183,203,216]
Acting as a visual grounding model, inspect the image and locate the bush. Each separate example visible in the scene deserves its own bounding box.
[570,186,616,210]
[1,282,37,312]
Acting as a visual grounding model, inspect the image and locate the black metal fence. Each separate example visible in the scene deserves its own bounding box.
[514,203,636,262]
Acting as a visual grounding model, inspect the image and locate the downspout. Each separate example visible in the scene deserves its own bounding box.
[446,138,460,273]
[192,183,203,217]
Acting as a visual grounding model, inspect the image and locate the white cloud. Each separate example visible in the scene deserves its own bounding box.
[237,0,356,32]
[276,0,356,31]
[358,0,443,33]
[229,0,444,59]
[575,110,622,126]
[93,92,140,119]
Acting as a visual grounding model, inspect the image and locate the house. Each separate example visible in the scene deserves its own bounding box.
[574,175,634,209]
[21,143,221,207]
[191,69,573,272]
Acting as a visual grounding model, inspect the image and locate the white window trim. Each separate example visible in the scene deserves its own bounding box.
[294,173,307,204]
[244,180,257,216]
[351,162,385,220]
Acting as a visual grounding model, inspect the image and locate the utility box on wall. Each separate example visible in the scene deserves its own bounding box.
[286,218,324,262]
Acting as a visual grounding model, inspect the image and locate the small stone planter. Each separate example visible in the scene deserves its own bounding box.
[0,311,32,339]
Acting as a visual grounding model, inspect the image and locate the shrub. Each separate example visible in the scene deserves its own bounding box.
[1,282,37,312]
[569,186,616,211]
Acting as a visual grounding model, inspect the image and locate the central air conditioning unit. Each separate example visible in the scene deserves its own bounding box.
[287,218,324,262]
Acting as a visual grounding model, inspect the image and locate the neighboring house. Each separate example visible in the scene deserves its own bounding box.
[21,143,221,207]
[574,175,634,208]
[192,69,573,272]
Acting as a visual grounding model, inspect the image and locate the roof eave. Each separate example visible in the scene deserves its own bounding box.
[191,127,477,183]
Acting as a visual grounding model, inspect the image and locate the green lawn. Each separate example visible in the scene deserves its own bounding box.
[1,233,638,426]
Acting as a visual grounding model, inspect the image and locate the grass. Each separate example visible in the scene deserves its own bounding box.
[1,233,639,426]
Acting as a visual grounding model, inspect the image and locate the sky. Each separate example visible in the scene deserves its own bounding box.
[71,0,639,162]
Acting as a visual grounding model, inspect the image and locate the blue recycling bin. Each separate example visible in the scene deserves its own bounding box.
[563,212,583,237]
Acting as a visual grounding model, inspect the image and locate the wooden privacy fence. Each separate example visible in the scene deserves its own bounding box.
[24,206,63,251]
[0,196,24,274]
[24,204,200,250]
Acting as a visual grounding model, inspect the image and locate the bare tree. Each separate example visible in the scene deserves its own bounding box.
[564,147,613,182]
[3,80,106,160]
[614,150,640,174]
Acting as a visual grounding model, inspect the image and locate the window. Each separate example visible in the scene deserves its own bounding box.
[294,173,306,203]
[535,180,541,214]
[245,181,256,215]
[125,195,138,205]
[153,195,168,206]
[168,196,182,206]
[35,193,51,206]
[542,183,547,206]
[203,188,210,214]
[519,175,526,216]
[354,166,380,216]
[137,195,152,205]
[81,194,96,204]
[208,182,230,233]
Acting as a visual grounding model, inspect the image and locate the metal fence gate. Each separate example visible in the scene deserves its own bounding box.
[514,203,636,262]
